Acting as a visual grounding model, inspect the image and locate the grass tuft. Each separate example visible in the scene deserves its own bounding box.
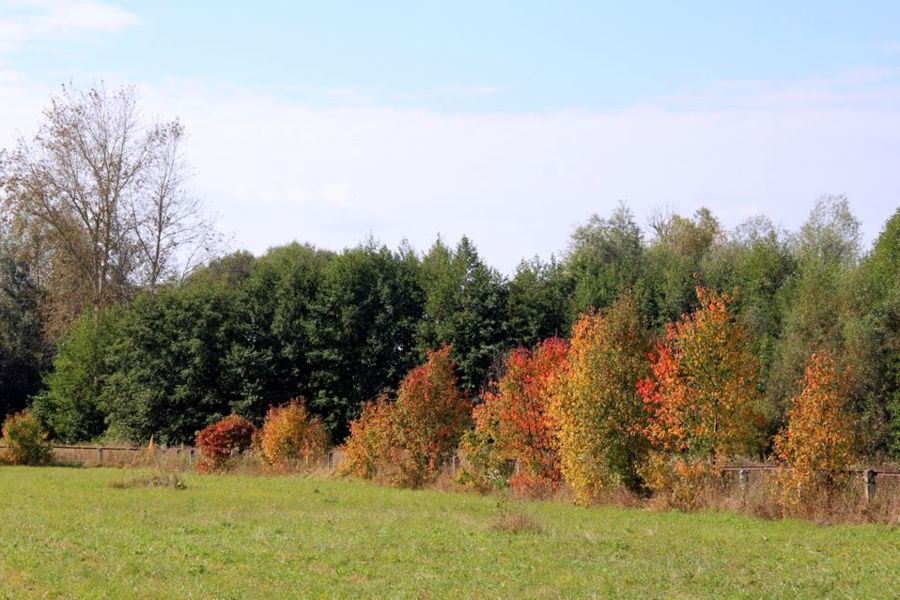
[489,510,544,534]
[109,473,186,490]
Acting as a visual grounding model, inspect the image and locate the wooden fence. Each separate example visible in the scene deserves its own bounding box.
[3,443,898,502]
[0,443,345,471]
[720,465,900,503]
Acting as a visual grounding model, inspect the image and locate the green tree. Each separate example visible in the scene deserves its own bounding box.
[306,240,424,436]
[843,207,900,457]
[768,196,860,427]
[0,245,49,417]
[417,236,509,394]
[32,308,121,441]
[566,203,645,316]
[507,256,572,347]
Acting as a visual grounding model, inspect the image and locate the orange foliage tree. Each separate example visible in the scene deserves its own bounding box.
[465,338,568,496]
[338,394,393,479]
[340,345,471,487]
[548,292,651,502]
[773,351,855,505]
[638,287,763,461]
[256,399,329,470]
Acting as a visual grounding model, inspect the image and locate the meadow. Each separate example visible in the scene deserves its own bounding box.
[1,467,898,599]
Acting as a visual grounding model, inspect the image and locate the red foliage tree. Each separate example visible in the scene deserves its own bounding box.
[473,338,568,496]
[391,345,471,486]
[195,414,256,473]
[340,345,470,487]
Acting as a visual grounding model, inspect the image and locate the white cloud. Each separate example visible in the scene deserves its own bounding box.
[2,66,899,273]
[0,0,139,55]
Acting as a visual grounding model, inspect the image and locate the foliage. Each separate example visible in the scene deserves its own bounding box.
[305,240,424,436]
[0,248,48,417]
[31,308,122,442]
[773,351,855,506]
[549,291,651,502]
[566,202,645,316]
[0,83,219,332]
[338,394,394,479]
[1,410,52,465]
[468,338,568,496]
[256,399,329,470]
[97,285,241,445]
[389,346,471,486]
[639,287,763,459]
[637,452,722,511]
[417,237,509,395]
[767,195,860,426]
[507,256,572,347]
[195,414,257,473]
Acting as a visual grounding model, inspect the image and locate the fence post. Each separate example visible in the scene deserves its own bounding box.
[738,468,749,492]
[864,469,876,503]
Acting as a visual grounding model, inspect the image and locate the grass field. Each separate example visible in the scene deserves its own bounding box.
[0,467,898,599]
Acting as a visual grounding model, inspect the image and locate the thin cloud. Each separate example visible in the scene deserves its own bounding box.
[0,0,139,55]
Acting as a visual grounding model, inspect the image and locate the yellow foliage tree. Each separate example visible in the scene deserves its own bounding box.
[256,399,329,470]
[548,292,651,503]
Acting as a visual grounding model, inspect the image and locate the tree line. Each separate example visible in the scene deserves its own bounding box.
[0,84,898,461]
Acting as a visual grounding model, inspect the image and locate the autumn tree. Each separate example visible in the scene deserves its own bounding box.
[468,337,568,496]
[639,287,763,460]
[390,345,471,486]
[549,291,651,502]
[338,394,394,479]
[773,351,855,505]
[0,83,219,334]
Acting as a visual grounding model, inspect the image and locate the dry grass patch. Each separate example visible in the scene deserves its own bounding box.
[109,473,187,490]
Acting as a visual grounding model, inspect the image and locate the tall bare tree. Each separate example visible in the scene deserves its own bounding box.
[0,83,220,332]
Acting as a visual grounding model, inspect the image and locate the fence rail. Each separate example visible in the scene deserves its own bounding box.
[2,443,897,503]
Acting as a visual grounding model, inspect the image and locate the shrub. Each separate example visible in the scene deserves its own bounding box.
[773,351,855,510]
[389,346,471,487]
[548,292,651,503]
[340,346,470,487]
[339,395,393,479]
[465,338,567,497]
[1,411,53,465]
[195,414,256,473]
[638,452,723,511]
[458,430,512,493]
[256,399,329,470]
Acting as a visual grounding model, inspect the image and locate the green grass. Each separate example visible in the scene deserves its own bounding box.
[0,467,897,599]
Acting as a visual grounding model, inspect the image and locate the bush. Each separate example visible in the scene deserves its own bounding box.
[256,399,329,470]
[773,351,855,511]
[463,338,567,497]
[549,292,651,503]
[340,346,470,487]
[339,395,393,479]
[638,452,723,511]
[1,411,53,465]
[639,287,763,460]
[387,346,470,487]
[195,414,256,473]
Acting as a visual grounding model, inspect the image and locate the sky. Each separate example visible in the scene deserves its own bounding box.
[1,1,899,272]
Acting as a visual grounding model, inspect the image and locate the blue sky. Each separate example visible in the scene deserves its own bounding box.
[1,1,899,271]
